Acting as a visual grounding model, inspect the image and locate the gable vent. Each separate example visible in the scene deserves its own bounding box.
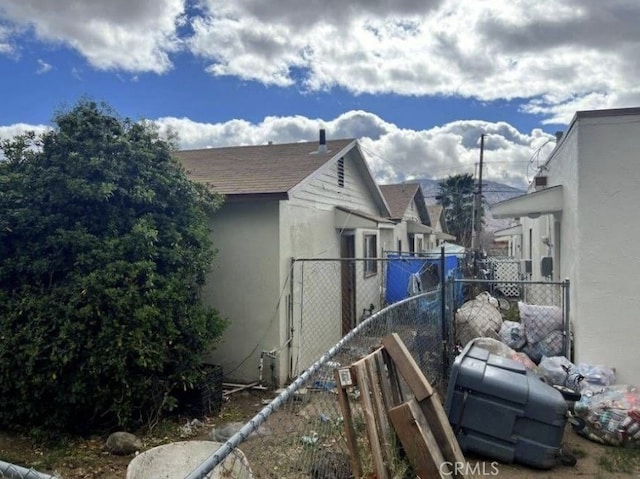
[337,157,345,187]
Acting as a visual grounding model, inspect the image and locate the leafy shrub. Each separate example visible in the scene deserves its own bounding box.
[0,101,226,434]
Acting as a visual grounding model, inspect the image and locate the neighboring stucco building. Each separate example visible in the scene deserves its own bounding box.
[491,107,640,386]
[174,133,392,385]
[379,183,436,253]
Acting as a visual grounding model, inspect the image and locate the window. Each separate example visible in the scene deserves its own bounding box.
[364,234,377,276]
[417,237,423,253]
[397,239,402,252]
[337,157,345,187]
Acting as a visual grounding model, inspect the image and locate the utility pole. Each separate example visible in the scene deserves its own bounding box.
[471,134,485,251]
[476,133,485,246]
[471,134,485,277]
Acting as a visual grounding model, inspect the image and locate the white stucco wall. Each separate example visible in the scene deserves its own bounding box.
[573,115,640,385]
[281,148,389,380]
[202,201,281,384]
[520,111,640,385]
[279,202,343,381]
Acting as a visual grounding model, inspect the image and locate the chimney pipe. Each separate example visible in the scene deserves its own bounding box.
[318,129,327,153]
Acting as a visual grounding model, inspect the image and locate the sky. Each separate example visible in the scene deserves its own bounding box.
[1,0,639,190]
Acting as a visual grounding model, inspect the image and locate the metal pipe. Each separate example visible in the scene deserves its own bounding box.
[564,278,571,359]
[440,246,448,374]
[0,462,58,479]
[454,278,565,286]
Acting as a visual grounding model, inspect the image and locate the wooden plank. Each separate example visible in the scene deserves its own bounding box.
[388,399,450,479]
[418,394,468,479]
[334,368,362,479]
[381,333,434,401]
[364,353,393,466]
[352,361,390,479]
[381,333,468,479]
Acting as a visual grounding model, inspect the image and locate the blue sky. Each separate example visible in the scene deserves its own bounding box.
[2,0,639,189]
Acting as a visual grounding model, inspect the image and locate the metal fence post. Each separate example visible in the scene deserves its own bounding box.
[564,278,571,360]
[440,246,447,375]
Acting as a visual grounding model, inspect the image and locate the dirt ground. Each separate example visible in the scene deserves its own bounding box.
[0,389,639,479]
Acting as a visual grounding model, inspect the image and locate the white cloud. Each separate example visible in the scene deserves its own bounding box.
[2,112,550,190]
[36,58,51,74]
[1,0,638,120]
[155,110,553,189]
[187,0,640,118]
[0,0,185,72]
[0,123,50,141]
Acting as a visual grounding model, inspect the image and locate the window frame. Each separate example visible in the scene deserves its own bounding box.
[364,233,378,277]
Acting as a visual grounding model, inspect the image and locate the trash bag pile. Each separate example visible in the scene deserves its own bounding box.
[573,385,640,446]
[455,292,565,364]
[453,291,640,448]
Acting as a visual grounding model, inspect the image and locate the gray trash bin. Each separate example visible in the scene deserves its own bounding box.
[445,340,568,469]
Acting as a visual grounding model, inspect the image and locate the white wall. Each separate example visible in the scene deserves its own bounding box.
[523,111,640,385]
[202,201,281,384]
[573,115,640,385]
[281,148,389,380]
[279,202,342,381]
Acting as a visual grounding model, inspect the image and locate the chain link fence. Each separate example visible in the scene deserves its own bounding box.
[185,290,452,479]
[288,257,443,381]
[450,278,571,363]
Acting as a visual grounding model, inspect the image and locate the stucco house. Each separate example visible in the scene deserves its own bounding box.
[490,107,640,386]
[379,183,436,253]
[174,133,393,385]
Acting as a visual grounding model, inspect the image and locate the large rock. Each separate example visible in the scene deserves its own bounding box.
[106,431,143,455]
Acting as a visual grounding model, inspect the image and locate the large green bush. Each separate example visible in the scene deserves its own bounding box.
[0,101,226,434]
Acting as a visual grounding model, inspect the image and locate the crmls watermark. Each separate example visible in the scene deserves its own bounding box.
[439,461,500,476]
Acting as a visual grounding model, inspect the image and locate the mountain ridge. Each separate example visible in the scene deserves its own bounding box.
[415,178,525,232]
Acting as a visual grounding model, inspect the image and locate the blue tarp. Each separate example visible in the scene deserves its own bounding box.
[385,253,461,304]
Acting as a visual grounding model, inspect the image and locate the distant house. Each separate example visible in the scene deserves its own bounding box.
[174,133,392,385]
[426,204,456,244]
[379,183,436,253]
[490,107,640,386]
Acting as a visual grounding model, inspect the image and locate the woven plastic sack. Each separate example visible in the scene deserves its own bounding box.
[498,320,526,350]
[518,302,563,345]
[521,329,564,363]
[455,296,503,346]
[574,385,640,446]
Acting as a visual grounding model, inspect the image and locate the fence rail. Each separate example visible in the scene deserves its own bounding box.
[0,462,57,479]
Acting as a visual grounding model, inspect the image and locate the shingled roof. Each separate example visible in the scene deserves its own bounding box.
[379,183,431,226]
[173,139,355,197]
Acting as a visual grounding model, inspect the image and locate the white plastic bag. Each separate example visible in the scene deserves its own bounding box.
[498,320,526,350]
[574,363,616,391]
[518,302,563,345]
[538,356,575,386]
